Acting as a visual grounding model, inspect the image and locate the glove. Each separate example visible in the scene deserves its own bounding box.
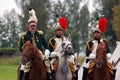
[44,49,50,58]
[88,53,95,59]
[50,52,57,57]
[107,53,111,60]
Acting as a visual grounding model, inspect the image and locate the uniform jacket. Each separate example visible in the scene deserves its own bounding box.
[19,30,48,52]
[48,36,63,53]
[86,39,111,57]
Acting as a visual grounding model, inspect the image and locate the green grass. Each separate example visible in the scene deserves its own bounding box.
[0,56,20,80]
[0,55,84,80]
[0,65,18,80]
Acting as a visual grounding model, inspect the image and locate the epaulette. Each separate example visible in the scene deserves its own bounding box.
[37,30,43,35]
[21,32,27,40]
[86,40,94,51]
[49,37,56,49]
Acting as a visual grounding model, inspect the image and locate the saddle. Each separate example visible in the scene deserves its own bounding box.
[88,61,113,75]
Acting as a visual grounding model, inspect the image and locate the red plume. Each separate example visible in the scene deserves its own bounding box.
[98,17,107,33]
[59,17,67,31]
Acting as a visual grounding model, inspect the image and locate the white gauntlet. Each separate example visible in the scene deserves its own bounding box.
[107,53,111,60]
[88,53,95,59]
[50,52,57,57]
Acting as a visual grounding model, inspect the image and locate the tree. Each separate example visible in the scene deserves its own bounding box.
[15,0,50,33]
[49,0,91,53]
[93,0,119,50]
[112,1,120,41]
[0,9,21,47]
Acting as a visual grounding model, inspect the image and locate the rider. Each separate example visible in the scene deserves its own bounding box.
[82,17,116,80]
[48,16,76,79]
[18,8,50,80]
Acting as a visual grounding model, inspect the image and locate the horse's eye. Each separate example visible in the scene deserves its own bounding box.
[29,48,32,51]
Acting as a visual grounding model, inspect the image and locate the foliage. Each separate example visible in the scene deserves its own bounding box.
[112,2,120,41]
[0,48,18,52]
[0,9,21,48]
[93,0,119,49]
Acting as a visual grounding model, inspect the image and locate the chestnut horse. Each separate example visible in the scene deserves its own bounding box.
[86,41,111,80]
[17,40,47,80]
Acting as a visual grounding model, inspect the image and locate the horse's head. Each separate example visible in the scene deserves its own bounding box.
[21,39,35,64]
[62,36,74,55]
[95,41,107,68]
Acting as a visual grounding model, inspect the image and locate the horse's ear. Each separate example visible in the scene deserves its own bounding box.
[30,39,34,44]
[62,36,66,41]
[103,40,108,46]
[68,34,71,41]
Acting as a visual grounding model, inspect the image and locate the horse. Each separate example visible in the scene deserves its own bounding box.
[17,39,47,80]
[86,41,112,80]
[55,37,73,80]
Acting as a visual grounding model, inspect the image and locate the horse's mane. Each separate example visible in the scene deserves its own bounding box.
[32,44,43,60]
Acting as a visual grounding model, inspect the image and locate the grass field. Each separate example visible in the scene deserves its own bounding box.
[0,56,20,80]
[0,65,18,80]
[0,55,84,80]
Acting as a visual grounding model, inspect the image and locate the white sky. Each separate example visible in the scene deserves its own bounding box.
[0,0,94,16]
[0,0,20,16]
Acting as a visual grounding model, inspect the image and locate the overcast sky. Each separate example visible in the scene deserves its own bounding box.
[0,0,19,16]
[0,0,94,16]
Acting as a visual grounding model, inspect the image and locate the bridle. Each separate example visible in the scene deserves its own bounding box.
[95,42,107,68]
[21,48,34,64]
[61,42,73,57]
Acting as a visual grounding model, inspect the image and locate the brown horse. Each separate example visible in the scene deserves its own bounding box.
[17,40,47,80]
[86,41,112,80]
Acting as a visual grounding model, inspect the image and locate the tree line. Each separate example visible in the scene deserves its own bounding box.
[0,0,119,54]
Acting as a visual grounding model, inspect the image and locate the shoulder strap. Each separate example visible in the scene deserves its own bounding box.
[21,32,27,41]
[37,30,43,35]
[86,40,94,51]
[49,37,56,49]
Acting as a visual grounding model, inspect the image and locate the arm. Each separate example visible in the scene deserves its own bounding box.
[48,38,56,52]
[86,40,93,57]
[19,37,23,52]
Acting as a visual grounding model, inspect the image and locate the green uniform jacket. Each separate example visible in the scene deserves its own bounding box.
[86,39,111,57]
[19,30,48,53]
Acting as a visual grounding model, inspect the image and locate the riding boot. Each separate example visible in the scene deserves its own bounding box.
[23,72,29,79]
[112,69,116,80]
[18,70,24,80]
[51,70,56,80]
[82,67,88,80]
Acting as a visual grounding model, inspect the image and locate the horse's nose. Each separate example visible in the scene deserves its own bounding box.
[68,47,71,49]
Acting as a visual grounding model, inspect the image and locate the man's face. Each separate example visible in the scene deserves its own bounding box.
[55,29,64,37]
[93,31,101,40]
[28,22,37,33]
